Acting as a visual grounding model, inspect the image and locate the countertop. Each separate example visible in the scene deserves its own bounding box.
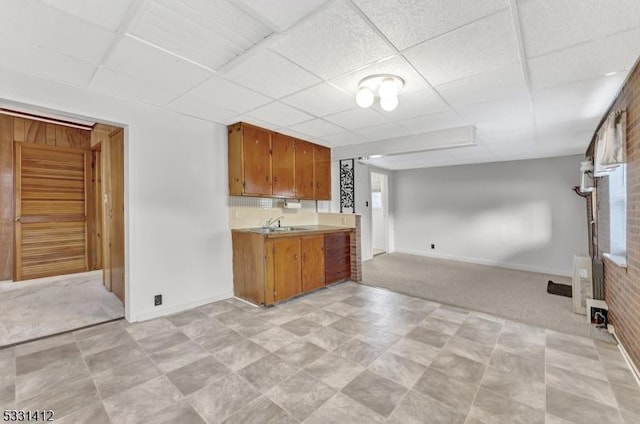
[232,225,353,238]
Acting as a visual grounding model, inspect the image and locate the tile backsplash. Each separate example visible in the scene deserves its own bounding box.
[229,196,321,229]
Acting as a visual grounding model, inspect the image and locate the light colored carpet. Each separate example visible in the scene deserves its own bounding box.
[0,271,124,347]
[363,253,614,342]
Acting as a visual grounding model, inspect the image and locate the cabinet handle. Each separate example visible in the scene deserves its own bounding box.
[294,254,298,261]
[274,176,278,183]
[265,175,269,182]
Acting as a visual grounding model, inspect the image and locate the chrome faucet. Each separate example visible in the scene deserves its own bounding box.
[264,216,284,228]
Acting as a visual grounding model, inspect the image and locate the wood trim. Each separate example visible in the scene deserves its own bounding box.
[0,108,94,130]
[13,141,22,280]
[0,114,13,280]
[20,215,86,223]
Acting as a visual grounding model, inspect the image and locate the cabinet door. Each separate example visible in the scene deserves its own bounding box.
[272,238,301,302]
[295,140,315,199]
[272,133,296,197]
[314,145,331,200]
[302,236,325,292]
[243,125,272,195]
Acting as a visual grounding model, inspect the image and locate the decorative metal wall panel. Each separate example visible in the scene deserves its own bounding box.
[339,159,355,213]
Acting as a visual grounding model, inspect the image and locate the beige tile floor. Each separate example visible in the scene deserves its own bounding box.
[1,282,638,424]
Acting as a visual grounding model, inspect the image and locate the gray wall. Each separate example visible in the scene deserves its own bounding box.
[393,155,589,276]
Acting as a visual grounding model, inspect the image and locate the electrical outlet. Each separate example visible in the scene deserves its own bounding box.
[431,244,435,249]
[154,294,162,306]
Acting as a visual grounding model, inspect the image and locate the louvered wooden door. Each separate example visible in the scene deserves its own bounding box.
[14,142,88,281]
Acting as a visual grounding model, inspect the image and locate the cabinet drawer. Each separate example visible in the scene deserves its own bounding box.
[325,255,350,270]
[324,232,350,250]
[325,248,350,262]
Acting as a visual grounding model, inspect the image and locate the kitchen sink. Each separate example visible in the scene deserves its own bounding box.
[257,226,305,233]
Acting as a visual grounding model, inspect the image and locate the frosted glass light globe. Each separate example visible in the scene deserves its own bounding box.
[356,87,374,108]
[378,77,398,99]
[380,95,398,111]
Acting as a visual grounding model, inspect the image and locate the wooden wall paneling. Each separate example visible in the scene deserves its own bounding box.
[85,150,95,270]
[107,129,125,303]
[0,115,14,280]
[13,141,22,279]
[45,124,57,146]
[13,118,25,142]
[101,135,111,290]
[24,119,46,144]
[93,149,103,270]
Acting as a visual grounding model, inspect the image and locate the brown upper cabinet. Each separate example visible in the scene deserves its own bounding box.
[294,139,315,199]
[314,145,331,200]
[228,122,331,200]
[271,133,296,197]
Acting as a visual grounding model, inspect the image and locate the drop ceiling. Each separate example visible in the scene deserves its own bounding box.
[1,0,639,170]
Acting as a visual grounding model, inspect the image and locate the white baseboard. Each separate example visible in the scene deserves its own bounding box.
[133,291,234,322]
[394,248,571,277]
[609,325,640,387]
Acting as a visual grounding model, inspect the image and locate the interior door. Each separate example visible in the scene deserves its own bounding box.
[103,129,125,303]
[14,142,88,281]
[272,238,301,302]
[301,236,325,292]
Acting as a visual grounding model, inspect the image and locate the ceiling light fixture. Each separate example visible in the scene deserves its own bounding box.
[355,74,404,112]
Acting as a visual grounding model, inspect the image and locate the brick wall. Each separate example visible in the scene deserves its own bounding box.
[591,59,640,369]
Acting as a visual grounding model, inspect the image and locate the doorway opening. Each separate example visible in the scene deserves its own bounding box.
[370,171,388,257]
[0,110,126,347]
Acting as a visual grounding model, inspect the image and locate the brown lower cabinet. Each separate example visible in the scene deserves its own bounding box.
[232,229,351,305]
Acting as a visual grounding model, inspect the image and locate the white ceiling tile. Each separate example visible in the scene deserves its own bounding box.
[90,68,179,106]
[518,0,640,58]
[535,100,609,135]
[399,110,467,134]
[354,122,413,141]
[167,96,238,123]
[0,0,115,64]
[477,128,536,150]
[403,10,520,86]
[0,36,96,86]
[233,0,329,31]
[528,28,640,91]
[185,75,272,113]
[376,89,449,121]
[272,0,395,79]
[276,127,316,140]
[533,74,626,111]
[330,55,431,95]
[223,49,320,98]
[281,83,355,117]
[435,64,527,108]
[228,114,280,129]
[324,108,390,130]
[353,0,508,50]
[129,0,272,70]
[247,102,313,127]
[320,131,370,146]
[456,96,532,135]
[104,35,212,95]
[494,149,540,162]
[290,119,346,137]
[41,0,133,31]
